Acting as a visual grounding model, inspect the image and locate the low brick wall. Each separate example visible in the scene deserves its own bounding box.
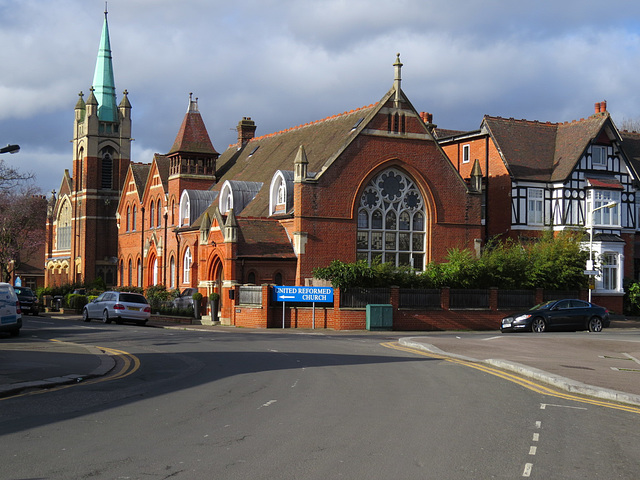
[228,285,597,331]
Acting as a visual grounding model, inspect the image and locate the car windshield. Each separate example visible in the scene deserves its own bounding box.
[14,287,32,295]
[528,300,555,311]
[119,293,148,304]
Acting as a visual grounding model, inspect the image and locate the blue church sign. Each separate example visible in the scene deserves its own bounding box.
[272,286,334,303]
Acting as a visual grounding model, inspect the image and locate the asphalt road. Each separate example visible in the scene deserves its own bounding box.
[1,319,639,479]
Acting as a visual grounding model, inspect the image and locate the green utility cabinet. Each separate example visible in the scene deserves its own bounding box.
[366,304,393,330]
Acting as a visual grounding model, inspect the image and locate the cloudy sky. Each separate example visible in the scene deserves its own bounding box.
[2,0,640,196]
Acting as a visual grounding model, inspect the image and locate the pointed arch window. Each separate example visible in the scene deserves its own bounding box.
[157,198,162,228]
[170,256,176,289]
[128,259,132,286]
[101,150,113,189]
[132,205,137,231]
[56,198,72,250]
[357,168,426,270]
[183,247,192,283]
[152,257,158,285]
[126,206,131,232]
[150,200,155,228]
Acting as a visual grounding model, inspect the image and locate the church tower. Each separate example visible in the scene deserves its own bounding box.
[69,7,131,286]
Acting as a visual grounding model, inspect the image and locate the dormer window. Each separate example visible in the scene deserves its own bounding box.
[179,190,190,226]
[269,171,293,215]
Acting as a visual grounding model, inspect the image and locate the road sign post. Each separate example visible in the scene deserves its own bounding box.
[272,286,334,328]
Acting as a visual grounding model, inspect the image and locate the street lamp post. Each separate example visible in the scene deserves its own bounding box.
[587,201,617,302]
[0,144,20,155]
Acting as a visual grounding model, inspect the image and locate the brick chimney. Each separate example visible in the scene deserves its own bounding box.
[420,112,433,124]
[237,117,256,146]
[594,101,607,114]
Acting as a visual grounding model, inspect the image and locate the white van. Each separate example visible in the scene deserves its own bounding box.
[0,282,22,336]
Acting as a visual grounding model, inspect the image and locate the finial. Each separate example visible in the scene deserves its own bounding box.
[123,89,128,96]
[78,91,84,98]
[105,1,108,16]
[393,53,403,106]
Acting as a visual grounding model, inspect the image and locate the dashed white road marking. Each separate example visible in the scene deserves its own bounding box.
[535,421,541,429]
[540,403,588,410]
[529,446,537,455]
[483,336,503,341]
[523,463,533,477]
[258,400,277,409]
[532,433,539,442]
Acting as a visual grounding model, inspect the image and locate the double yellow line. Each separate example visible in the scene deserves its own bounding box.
[382,342,640,415]
[1,344,140,400]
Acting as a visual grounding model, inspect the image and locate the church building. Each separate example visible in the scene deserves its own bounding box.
[45,10,131,287]
[115,54,484,324]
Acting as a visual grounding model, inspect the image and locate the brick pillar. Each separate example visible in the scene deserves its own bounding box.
[489,287,498,311]
[535,288,544,305]
[390,286,399,328]
[441,287,450,310]
[262,284,271,328]
[334,288,342,330]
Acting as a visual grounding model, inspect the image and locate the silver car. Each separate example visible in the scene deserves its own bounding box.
[83,291,151,326]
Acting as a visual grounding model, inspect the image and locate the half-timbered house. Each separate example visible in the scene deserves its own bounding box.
[439,102,639,312]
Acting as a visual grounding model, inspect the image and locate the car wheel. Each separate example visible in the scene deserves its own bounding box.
[102,310,112,324]
[82,308,91,322]
[588,316,603,332]
[531,317,546,333]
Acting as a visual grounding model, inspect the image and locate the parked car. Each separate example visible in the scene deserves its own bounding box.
[0,283,22,336]
[501,299,610,333]
[172,288,198,309]
[14,286,39,315]
[82,291,151,326]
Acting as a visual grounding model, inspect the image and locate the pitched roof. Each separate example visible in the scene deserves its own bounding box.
[483,113,611,182]
[168,96,218,156]
[236,218,296,259]
[483,116,557,181]
[214,104,377,217]
[619,131,640,179]
[154,154,170,190]
[130,163,151,196]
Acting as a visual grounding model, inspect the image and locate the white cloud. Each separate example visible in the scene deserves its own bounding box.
[2,0,640,195]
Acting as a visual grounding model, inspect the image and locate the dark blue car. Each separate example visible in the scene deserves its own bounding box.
[501,299,610,333]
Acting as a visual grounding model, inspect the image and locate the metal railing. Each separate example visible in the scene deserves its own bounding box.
[399,288,441,308]
[497,289,536,310]
[449,289,489,309]
[340,288,390,308]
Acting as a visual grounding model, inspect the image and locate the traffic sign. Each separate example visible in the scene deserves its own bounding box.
[272,286,334,303]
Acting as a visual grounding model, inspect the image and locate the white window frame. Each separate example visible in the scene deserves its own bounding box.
[527,188,544,225]
[462,144,470,164]
[601,252,618,291]
[183,247,192,283]
[179,190,190,226]
[588,190,621,227]
[592,145,607,167]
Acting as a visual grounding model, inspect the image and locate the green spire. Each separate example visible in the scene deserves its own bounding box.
[92,8,117,123]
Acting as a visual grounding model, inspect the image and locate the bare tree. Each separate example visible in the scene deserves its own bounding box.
[0,187,46,282]
[618,117,640,133]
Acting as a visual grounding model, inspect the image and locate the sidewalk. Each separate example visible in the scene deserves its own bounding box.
[2,313,639,406]
[400,325,640,406]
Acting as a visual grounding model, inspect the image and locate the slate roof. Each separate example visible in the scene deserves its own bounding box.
[213,104,377,217]
[154,155,170,190]
[483,113,610,182]
[130,163,151,197]
[619,131,640,179]
[236,218,297,259]
[183,189,218,227]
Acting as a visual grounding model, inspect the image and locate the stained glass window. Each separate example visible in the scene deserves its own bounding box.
[357,168,426,269]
